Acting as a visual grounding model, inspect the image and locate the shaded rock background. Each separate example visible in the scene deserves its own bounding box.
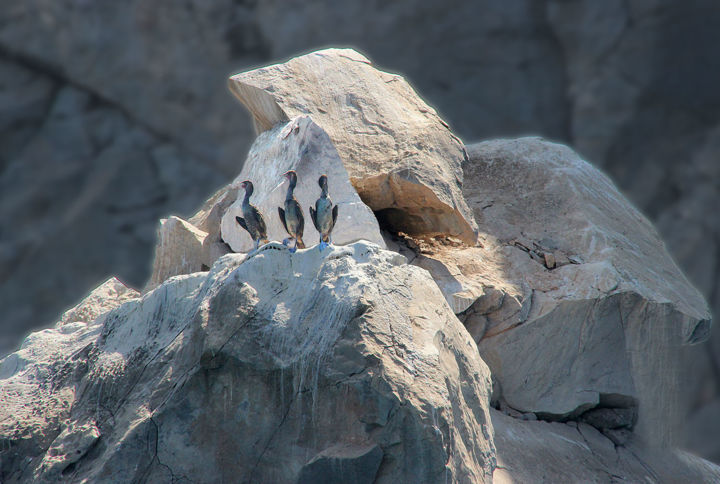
[1,0,718,462]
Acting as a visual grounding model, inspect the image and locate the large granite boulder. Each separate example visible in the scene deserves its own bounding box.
[228,48,478,244]
[397,137,712,446]
[466,138,711,445]
[0,242,495,483]
[220,115,385,252]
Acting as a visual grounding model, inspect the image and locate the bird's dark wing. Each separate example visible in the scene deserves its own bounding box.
[291,199,305,238]
[235,216,248,232]
[331,204,339,228]
[251,206,267,238]
[309,205,319,232]
[278,207,288,234]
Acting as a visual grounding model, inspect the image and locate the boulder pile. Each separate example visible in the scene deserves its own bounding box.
[1,49,716,483]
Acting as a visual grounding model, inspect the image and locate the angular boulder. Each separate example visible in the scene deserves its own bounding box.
[57,277,139,328]
[461,138,712,445]
[228,48,478,243]
[145,215,208,291]
[0,242,495,483]
[220,116,385,252]
[399,137,712,445]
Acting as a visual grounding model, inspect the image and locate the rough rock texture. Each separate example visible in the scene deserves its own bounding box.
[465,138,711,446]
[146,216,208,291]
[0,277,139,481]
[492,409,720,483]
[3,12,719,453]
[229,48,478,243]
[402,137,711,446]
[0,242,495,483]
[56,278,139,328]
[220,115,385,252]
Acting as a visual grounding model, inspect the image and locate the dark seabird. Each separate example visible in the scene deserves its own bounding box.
[235,180,268,250]
[309,174,339,250]
[278,170,305,252]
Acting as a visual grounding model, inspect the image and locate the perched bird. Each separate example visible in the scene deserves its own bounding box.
[309,174,339,250]
[235,180,268,250]
[278,170,305,252]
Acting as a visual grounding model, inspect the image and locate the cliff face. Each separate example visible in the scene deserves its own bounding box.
[1,49,717,483]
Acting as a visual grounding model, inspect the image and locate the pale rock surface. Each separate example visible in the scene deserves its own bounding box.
[404,137,711,446]
[145,215,208,291]
[57,278,139,328]
[189,186,238,266]
[228,48,478,243]
[4,17,720,464]
[466,139,712,446]
[220,116,385,252]
[0,242,495,483]
[0,277,140,481]
[491,409,720,483]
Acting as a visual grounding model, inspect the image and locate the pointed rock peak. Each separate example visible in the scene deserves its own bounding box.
[221,116,385,253]
[228,48,478,244]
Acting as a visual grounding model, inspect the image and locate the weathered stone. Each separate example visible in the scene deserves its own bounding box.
[220,116,385,253]
[0,242,495,483]
[189,186,238,267]
[297,444,383,484]
[228,48,478,243]
[145,216,208,291]
[492,409,720,483]
[58,278,139,327]
[37,421,101,479]
[0,275,139,480]
[410,137,711,446]
[461,138,713,446]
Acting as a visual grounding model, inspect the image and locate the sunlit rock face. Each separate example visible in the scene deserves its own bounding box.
[403,137,712,445]
[219,115,385,253]
[145,216,208,292]
[1,45,717,482]
[0,242,495,483]
[228,48,478,244]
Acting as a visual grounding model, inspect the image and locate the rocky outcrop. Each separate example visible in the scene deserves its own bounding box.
[492,409,720,483]
[146,216,208,291]
[1,29,717,481]
[467,139,711,446]
[228,48,478,244]
[4,15,720,462]
[0,277,137,480]
[0,242,495,483]
[396,137,712,446]
[219,115,385,252]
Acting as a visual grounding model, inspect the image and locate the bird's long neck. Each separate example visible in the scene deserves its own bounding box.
[285,179,296,201]
[320,185,328,198]
[242,187,253,205]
